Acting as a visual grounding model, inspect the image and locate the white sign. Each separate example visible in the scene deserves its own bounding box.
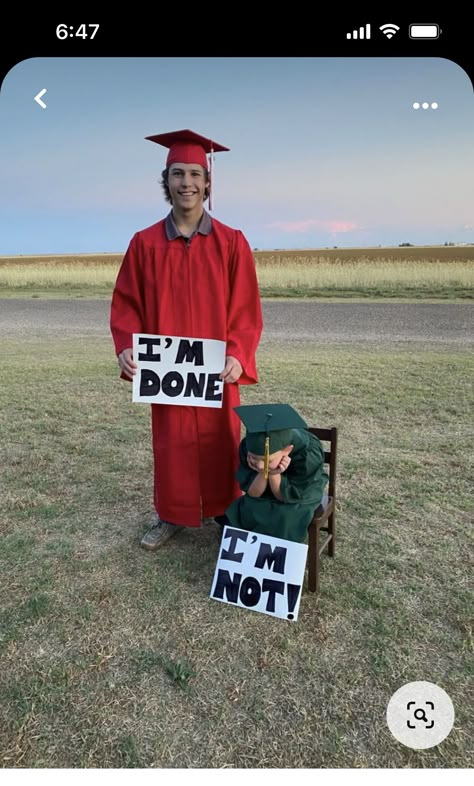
[132,333,226,408]
[210,526,308,622]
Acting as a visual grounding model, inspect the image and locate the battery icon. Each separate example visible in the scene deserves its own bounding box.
[409,23,441,39]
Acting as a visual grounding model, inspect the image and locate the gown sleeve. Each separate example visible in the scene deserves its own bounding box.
[279,433,328,505]
[109,233,146,380]
[225,231,263,385]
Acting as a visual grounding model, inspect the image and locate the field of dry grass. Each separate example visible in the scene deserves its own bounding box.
[0,253,123,268]
[1,245,474,267]
[253,246,474,265]
[0,246,472,300]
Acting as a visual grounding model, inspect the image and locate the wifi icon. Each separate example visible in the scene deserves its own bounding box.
[379,23,400,38]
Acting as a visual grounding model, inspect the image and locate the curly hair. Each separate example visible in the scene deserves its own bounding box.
[160,167,211,204]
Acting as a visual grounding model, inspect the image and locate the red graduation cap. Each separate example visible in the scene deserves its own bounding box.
[145,129,230,209]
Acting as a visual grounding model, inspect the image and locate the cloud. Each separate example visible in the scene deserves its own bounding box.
[266,218,361,233]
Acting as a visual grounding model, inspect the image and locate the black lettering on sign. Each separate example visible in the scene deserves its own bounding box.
[286,583,301,620]
[183,373,206,398]
[205,373,223,401]
[138,337,161,361]
[239,577,261,607]
[220,528,248,563]
[254,543,287,574]
[175,339,204,366]
[139,369,160,396]
[212,570,242,603]
[261,579,285,612]
[161,371,184,397]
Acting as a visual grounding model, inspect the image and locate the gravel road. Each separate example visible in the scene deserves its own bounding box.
[0,299,472,345]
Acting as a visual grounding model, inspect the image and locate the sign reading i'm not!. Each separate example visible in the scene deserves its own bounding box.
[210,527,308,622]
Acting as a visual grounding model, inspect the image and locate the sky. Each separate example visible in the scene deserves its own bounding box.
[0,56,473,254]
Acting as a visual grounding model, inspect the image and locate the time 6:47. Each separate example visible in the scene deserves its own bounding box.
[56,24,100,39]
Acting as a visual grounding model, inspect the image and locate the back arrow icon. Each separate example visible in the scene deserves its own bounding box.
[34,89,47,109]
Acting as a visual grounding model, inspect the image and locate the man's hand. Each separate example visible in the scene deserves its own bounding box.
[219,355,243,384]
[118,347,138,377]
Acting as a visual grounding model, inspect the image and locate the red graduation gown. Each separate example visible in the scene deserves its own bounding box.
[110,214,263,527]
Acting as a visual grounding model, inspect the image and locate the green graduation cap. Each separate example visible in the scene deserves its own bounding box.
[234,404,308,476]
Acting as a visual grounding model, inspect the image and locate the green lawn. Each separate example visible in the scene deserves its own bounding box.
[0,336,472,767]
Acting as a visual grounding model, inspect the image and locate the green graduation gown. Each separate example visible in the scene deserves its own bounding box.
[225,429,329,543]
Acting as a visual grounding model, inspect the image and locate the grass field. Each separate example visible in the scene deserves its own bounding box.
[0,334,472,768]
[0,246,473,300]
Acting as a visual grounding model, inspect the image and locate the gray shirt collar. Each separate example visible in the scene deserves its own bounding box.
[165,210,212,241]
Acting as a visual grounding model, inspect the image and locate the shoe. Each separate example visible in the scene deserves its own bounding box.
[214,515,232,529]
[140,520,183,551]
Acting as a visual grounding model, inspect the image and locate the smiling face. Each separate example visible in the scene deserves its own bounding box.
[167,162,209,211]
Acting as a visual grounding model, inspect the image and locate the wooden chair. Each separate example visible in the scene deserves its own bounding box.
[306,427,338,592]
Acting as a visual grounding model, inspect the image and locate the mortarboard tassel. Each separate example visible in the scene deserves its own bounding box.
[263,412,273,479]
[263,436,270,479]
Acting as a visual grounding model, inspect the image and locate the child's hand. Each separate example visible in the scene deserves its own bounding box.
[269,455,292,475]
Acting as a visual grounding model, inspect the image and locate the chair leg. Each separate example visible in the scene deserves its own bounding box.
[307,524,315,592]
[328,510,336,557]
[307,523,320,593]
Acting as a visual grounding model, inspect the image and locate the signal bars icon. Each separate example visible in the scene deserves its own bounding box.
[347,23,371,39]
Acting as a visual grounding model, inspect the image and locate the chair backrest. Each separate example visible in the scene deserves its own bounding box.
[308,427,337,499]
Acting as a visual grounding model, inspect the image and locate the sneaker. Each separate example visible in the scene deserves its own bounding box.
[140,520,183,551]
[214,515,232,529]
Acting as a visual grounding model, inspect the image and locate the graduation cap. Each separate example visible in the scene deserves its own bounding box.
[234,404,308,478]
[145,128,230,210]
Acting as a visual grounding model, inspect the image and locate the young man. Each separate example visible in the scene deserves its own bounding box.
[224,404,328,543]
[110,129,263,550]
